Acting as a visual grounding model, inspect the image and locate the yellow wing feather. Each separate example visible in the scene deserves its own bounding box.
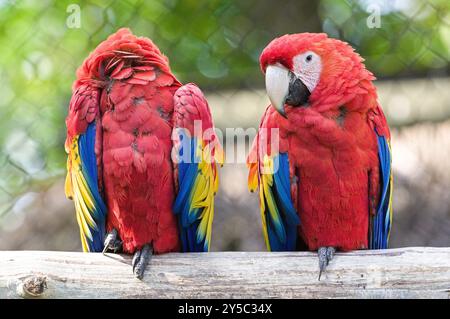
[187,139,219,251]
[66,136,102,252]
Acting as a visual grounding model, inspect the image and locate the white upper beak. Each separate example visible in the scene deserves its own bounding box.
[265,64,290,117]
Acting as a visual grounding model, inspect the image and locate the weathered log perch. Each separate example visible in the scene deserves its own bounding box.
[0,248,449,299]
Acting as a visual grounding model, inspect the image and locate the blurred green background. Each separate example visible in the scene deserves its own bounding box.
[0,0,449,251]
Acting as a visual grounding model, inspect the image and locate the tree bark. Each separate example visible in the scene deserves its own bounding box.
[0,247,449,299]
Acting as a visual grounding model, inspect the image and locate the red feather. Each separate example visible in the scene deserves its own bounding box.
[67,28,191,254]
[252,33,391,251]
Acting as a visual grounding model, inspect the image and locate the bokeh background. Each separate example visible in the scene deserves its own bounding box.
[0,0,449,252]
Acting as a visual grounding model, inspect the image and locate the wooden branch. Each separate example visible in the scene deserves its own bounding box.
[0,248,449,299]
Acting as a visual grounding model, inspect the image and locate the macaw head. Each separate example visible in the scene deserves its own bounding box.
[260,33,370,117]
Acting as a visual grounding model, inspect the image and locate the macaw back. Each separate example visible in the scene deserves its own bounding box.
[66,29,182,253]
[66,29,221,256]
[101,75,181,253]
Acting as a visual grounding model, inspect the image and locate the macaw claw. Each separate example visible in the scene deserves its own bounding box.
[102,229,122,255]
[318,246,336,281]
[132,244,153,280]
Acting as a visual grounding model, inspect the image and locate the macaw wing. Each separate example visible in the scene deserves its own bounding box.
[172,83,223,252]
[65,85,107,252]
[248,109,300,251]
[369,105,393,249]
[369,133,393,249]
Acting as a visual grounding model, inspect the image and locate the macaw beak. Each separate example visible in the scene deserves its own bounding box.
[265,64,311,118]
[265,64,289,117]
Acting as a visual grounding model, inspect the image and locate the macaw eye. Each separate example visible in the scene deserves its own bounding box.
[305,55,313,62]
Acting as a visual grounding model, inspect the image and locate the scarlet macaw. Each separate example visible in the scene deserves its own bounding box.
[248,33,393,278]
[65,28,222,279]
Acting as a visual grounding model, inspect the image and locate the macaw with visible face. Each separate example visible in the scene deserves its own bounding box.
[248,33,393,278]
[65,28,222,279]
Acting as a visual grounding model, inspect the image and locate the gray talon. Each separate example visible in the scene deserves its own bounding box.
[318,246,336,280]
[132,249,141,272]
[318,247,328,280]
[326,247,335,265]
[102,229,122,254]
[132,244,153,280]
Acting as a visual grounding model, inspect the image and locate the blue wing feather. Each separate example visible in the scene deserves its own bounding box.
[370,134,393,249]
[263,153,300,251]
[173,131,216,252]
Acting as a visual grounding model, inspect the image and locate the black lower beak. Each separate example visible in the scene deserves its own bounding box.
[285,73,310,107]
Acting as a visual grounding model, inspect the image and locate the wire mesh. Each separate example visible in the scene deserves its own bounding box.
[0,0,448,251]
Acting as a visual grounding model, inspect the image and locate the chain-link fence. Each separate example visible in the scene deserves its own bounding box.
[0,0,449,251]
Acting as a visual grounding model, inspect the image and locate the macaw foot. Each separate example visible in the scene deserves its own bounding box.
[102,229,122,254]
[317,246,336,281]
[132,243,153,280]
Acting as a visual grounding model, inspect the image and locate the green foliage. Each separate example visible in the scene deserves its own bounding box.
[320,0,449,77]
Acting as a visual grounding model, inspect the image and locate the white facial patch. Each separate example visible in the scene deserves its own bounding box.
[292,51,322,93]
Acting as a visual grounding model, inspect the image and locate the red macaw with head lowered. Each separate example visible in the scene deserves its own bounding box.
[248,33,393,279]
[65,28,223,279]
